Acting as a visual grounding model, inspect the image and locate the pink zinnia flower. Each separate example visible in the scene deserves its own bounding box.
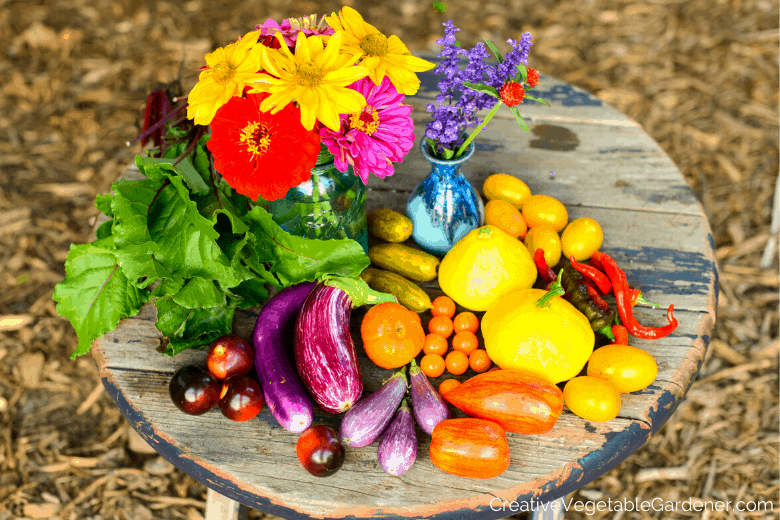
[256,15,335,49]
[320,77,415,184]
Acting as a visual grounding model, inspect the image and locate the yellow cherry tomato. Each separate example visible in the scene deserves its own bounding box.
[561,218,604,261]
[524,225,562,268]
[587,345,658,393]
[522,194,568,232]
[484,200,528,238]
[563,376,621,422]
[482,174,532,209]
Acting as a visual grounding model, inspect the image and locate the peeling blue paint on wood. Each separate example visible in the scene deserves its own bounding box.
[607,247,716,297]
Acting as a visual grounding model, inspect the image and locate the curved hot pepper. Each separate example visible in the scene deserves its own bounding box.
[570,256,611,294]
[591,252,678,340]
[589,254,658,307]
[533,248,558,285]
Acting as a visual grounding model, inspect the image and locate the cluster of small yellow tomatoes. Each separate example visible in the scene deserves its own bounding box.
[482,173,604,265]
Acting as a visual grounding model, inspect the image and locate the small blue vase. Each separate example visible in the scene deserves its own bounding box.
[406,141,484,255]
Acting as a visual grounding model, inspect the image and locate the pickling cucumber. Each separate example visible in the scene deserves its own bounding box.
[368,243,440,283]
[360,268,432,313]
[368,208,413,243]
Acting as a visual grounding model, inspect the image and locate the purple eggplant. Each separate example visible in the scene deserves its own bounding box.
[377,399,417,476]
[340,367,407,448]
[252,282,316,433]
[409,359,450,435]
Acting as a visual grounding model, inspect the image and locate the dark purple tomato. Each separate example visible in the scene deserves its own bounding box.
[296,425,346,477]
[206,334,254,380]
[169,366,221,415]
[218,375,264,422]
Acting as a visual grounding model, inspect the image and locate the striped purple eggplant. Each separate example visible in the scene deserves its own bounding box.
[340,367,407,448]
[377,399,417,475]
[409,359,450,435]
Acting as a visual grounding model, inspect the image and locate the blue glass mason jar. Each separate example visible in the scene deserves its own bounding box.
[266,145,368,253]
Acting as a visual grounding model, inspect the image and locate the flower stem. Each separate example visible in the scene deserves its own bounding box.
[455,101,503,158]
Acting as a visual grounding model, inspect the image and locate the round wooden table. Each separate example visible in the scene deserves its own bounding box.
[92,57,717,520]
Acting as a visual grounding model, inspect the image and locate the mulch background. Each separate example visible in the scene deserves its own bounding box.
[0,0,777,519]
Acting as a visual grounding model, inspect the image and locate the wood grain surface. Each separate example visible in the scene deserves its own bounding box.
[92,62,717,520]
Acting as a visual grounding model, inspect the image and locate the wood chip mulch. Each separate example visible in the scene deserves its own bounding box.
[0,1,776,519]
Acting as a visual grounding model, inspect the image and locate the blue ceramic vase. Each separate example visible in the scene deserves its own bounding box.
[406,141,484,255]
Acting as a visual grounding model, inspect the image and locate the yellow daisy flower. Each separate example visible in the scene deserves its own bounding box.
[325,6,435,96]
[249,31,369,132]
[186,32,265,126]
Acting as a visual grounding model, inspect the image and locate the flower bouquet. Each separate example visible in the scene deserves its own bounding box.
[53,7,434,358]
[407,20,549,254]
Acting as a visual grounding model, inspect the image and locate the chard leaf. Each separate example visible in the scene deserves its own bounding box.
[243,207,370,286]
[138,155,210,196]
[227,278,270,308]
[95,194,114,217]
[95,219,113,240]
[170,277,226,309]
[154,295,234,355]
[52,237,150,359]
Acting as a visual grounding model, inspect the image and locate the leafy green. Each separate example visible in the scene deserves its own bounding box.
[483,39,504,64]
[461,82,500,99]
[53,138,372,357]
[52,237,150,358]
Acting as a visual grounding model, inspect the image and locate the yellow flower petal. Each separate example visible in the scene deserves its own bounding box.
[315,90,341,132]
[339,6,370,39]
[325,87,367,114]
[386,65,421,95]
[294,32,312,64]
[204,47,227,68]
[322,65,369,87]
[297,89,319,130]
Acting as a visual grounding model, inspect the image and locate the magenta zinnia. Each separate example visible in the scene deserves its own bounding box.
[319,77,414,184]
[207,92,321,201]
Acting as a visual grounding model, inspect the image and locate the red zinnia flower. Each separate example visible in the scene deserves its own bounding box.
[498,81,525,108]
[527,68,540,88]
[207,92,321,201]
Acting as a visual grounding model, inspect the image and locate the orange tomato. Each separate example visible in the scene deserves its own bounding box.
[452,331,479,356]
[431,296,456,318]
[423,333,449,356]
[522,194,568,232]
[453,312,479,334]
[445,351,469,375]
[360,302,425,369]
[484,200,528,239]
[421,354,446,378]
[438,379,461,395]
[469,350,492,373]
[428,315,454,338]
[561,217,604,261]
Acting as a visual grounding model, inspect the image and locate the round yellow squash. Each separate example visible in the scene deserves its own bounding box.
[438,225,537,311]
[481,288,595,384]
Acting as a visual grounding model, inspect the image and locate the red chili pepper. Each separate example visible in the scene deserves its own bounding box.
[533,249,558,285]
[590,254,659,307]
[585,281,610,312]
[591,252,678,340]
[570,256,611,293]
[612,324,629,345]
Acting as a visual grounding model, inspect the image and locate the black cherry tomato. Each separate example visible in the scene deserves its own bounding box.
[169,366,221,415]
[296,425,345,477]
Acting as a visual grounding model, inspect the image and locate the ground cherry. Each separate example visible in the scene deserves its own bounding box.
[431,296,456,318]
[451,331,479,356]
[421,354,446,378]
[453,312,479,334]
[524,224,562,269]
[438,379,461,395]
[561,217,604,261]
[423,333,449,356]
[469,349,492,373]
[484,199,528,239]
[563,376,621,422]
[428,315,454,338]
[482,173,532,208]
[445,351,469,375]
[522,194,568,232]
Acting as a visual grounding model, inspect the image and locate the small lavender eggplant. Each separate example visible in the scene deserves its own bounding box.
[409,359,450,435]
[377,400,417,476]
[340,367,407,448]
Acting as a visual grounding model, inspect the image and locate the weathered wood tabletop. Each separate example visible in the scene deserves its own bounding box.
[92,55,718,520]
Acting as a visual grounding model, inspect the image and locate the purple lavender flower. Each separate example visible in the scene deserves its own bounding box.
[425,22,537,157]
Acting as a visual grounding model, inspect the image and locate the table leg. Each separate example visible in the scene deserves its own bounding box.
[531,497,565,520]
[205,488,248,520]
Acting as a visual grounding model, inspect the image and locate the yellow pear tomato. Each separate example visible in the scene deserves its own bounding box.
[587,345,658,393]
[522,194,568,232]
[438,226,537,312]
[524,225,562,268]
[563,376,621,422]
[484,199,528,239]
[481,288,594,384]
[482,174,532,209]
[561,217,603,261]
